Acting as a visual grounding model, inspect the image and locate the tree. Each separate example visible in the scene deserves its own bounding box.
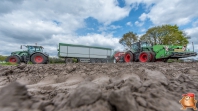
[140,25,189,45]
[0,55,7,61]
[119,31,138,49]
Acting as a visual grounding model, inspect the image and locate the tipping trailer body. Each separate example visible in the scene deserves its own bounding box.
[58,43,112,63]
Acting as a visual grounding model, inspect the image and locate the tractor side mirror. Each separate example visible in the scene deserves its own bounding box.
[20,45,22,49]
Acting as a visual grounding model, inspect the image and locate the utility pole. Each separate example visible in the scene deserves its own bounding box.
[192,42,194,52]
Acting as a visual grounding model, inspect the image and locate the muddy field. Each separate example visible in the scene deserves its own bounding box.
[0,62,198,111]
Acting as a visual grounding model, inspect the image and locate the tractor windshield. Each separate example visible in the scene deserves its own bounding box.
[35,47,43,52]
[132,41,151,52]
[27,46,43,52]
[141,42,150,47]
[132,43,139,52]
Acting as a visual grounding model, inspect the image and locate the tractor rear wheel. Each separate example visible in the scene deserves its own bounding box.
[6,55,21,64]
[31,53,47,64]
[139,52,151,62]
[124,51,133,63]
[149,52,156,62]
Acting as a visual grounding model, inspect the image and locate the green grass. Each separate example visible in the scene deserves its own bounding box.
[0,62,17,66]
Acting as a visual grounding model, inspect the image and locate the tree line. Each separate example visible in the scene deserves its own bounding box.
[119,24,189,49]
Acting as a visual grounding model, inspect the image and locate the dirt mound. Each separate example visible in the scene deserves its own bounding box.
[0,62,198,111]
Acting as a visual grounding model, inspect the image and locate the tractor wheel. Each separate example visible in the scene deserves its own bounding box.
[124,51,133,63]
[163,59,168,62]
[65,58,73,63]
[139,52,151,62]
[6,55,21,64]
[149,52,156,62]
[31,53,47,64]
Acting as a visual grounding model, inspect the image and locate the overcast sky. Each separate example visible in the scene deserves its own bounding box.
[0,0,198,57]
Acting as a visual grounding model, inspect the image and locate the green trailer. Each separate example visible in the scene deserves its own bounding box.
[58,43,112,63]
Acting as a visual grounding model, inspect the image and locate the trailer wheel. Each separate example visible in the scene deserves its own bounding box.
[90,59,96,63]
[139,52,151,62]
[65,58,73,63]
[31,53,47,64]
[103,59,107,63]
[95,59,101,63]
[6,55,21,64]
[124,51,133,63]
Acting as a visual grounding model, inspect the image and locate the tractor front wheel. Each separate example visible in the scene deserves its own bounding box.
[31,53,47,64]
[124,52,133,63]
[139,52,151,62]
[6,55,21,64]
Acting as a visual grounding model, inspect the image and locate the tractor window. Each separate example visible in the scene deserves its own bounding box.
[28,46,36,51]
[35,47,43,52]
[132,43,139,52]
[141,42,147,47]
[36,47,40,51]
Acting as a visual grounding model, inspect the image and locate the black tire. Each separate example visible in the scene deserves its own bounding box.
[163,59,168,62]
[31,53,47,64]
[149,52,156,62]
[65,58,73,63]
[124,51,133,63]
[101,59,107,63]
[96,59,101,63]
[6,55,21,64]
[139,52,151,62]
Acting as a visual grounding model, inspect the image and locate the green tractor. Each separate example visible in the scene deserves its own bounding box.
[114,41,197,63]
[6,45,49,64]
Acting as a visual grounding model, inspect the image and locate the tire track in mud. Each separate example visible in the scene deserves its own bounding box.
[0,63,198,111]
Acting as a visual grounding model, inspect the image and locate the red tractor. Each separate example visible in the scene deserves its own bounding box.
[114,41,197,63]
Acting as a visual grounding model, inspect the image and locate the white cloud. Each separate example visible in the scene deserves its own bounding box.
[41,33,124,56]
[126,0,198,26]
[184,27,198,53]
[140,28,146,32]
[0,0,130,56]
[192,20,198,27]
[98,25,122,32]
[185,27,198,44]
[139,13,147,21]
[126,22,133,27]
[135,21,144,27]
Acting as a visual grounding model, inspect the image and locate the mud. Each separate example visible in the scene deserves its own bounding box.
[0,62,198,111]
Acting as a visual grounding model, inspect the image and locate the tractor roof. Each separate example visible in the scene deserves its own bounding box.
[26,45,43,48]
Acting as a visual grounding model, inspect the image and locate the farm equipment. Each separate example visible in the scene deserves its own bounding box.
[58,43,112,63]
[6,45,49,64]
[114,41,197,63]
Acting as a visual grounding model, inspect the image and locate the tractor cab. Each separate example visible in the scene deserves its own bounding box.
[131,41,151,52]
[26,45,44,54]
